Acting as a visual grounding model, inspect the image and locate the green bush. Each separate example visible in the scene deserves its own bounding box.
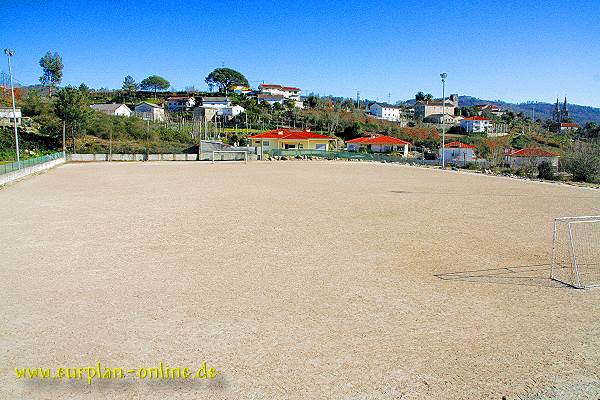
[537,161,556,180]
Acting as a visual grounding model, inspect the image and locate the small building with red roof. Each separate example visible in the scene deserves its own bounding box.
[346,135,411,156]
[505,147,560,169]
[439,141,477,164]
[248,129,336,152]
[460,116,492,133]
[559,122,580,132]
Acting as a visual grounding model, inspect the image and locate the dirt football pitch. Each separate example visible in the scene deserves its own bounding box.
[2,161,600,399]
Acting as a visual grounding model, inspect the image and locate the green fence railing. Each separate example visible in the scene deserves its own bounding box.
[1,152,65,175]
[268,149,439,165]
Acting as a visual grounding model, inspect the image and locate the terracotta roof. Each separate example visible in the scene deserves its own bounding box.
[260,84,300,91]
[248,129,335,140]
[509,148,560,157]
[445,141,476,149]
[560,122,579,128]
[462,116,491,121]
[347,135,411,145]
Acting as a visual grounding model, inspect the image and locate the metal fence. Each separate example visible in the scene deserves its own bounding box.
[268,149,441,165]
[1,152,65,175]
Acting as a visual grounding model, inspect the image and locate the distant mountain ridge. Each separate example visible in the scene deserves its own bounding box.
[404,96,600,126]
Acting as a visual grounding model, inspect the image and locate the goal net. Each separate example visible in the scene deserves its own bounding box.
[211,151,248,163]
[551,216,600,288]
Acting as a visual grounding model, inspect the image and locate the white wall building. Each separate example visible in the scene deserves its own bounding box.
[217,105,245,119]
[134,102,165,121]
[167,96,196,112]
[439,141,477,163]
[369,103,403,122]
[200,97,231,108]
[258,84,303,108]
[505,148,560,169]
[259,84,301,100]
[0,107,22,126]
[460,116,492,133]
[90,103,132,117]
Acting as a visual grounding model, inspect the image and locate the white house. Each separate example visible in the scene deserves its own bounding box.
[439,141,477,163]
[259,84,301,100]
[90,103,132,117]
[460,116,492,133]
[346,135,411,156]
[258,84,303,108]
[505,148,560,169]
[134,102,165,121]
[369,103,403,122]
[200,97,231,108]
[217,105,245,119]
[167,96,196,112]
[0,107,22,126]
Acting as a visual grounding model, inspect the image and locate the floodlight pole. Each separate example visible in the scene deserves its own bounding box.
[440,72,447,169]
[4,49,20,169]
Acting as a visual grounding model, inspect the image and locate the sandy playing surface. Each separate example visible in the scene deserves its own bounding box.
[1,161,600,399]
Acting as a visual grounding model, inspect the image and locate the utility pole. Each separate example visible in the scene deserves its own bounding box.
[4,49,20,168]
[440,73,448,169]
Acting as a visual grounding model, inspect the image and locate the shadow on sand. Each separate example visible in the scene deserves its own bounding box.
[434,264,570,288]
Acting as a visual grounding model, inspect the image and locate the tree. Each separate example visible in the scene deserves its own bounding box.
[39,51,64,96]
[54,86,90,152]
[205,68,248,93]
[424,93,433,101]
[563,142,600,183]
[415,92,425,101]
[122,75,138,100]
[140,75,170,99]
[20,90,45,117]
[537,161,555,180]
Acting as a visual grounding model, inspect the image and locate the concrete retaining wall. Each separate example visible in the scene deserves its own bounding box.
[69,153,214,161]
[0,157,66,186]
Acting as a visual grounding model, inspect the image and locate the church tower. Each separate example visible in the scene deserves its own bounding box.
[561,97,569,121]
[553,98,561,123]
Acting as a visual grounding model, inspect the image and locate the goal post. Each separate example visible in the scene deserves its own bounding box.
[551,216,600,288]
[211,151,248,163]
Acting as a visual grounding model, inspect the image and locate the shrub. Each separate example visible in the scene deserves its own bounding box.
[537,161,556,180]
[563,142,600,183]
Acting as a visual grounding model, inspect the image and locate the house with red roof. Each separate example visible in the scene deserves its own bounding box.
[505,148,560,169]
[439,141,477,164]
[559,122,580,133]
[475,104,505,116]
[460,116,492,133]
[346,135,411,156]
[258,84,303,108]
[248,129,336,152]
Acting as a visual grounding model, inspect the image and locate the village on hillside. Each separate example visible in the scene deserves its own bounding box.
[1,59,599,184]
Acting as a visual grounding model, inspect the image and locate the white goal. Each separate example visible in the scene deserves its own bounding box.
[551,216,600,288]
[211,151,248,163]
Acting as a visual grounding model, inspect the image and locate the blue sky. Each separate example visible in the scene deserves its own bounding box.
[2,0,600,106]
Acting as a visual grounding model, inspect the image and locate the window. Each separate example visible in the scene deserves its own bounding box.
[262,140,269,146]
[315,144,326,151]
[298,144,304,149]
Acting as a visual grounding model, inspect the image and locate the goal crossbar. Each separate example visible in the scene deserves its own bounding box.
[211,151,248,164]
